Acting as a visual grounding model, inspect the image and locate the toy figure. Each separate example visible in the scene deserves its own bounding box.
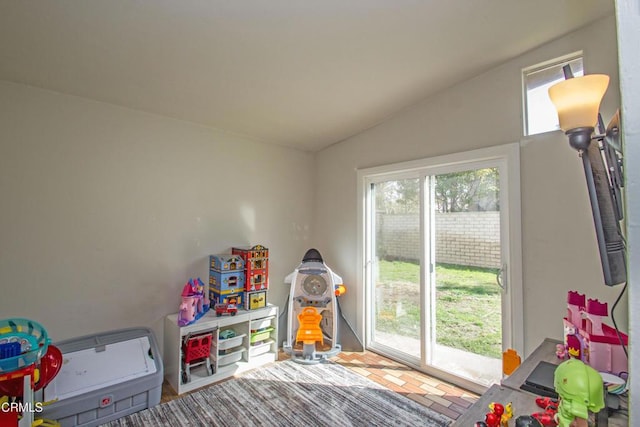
[531,395,561,426]
[486,402,504,427]
[485,412,500,427]
[555,344,567,359]
[535,397,558,412]
[501,402,513,427]
[553,359,605,427]
[532,406,558,426]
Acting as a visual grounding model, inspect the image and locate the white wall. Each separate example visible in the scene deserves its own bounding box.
[315,15,627,356]
[0,81,315,350]
[615,0,638,421]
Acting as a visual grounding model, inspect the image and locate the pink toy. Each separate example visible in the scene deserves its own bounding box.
[555,344,567,359]
[563,290,628,373]
[178,278,210,326]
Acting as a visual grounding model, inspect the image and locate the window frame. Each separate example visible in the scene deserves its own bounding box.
[522,51,584,136]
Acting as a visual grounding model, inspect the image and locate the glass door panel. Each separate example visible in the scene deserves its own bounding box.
[429,167,503,385]
[363,146,521,390]
[370,178,421,359]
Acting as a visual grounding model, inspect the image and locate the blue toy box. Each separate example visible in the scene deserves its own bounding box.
[209,254,244,272]
[210,289,244,306]
[209,269,246,292]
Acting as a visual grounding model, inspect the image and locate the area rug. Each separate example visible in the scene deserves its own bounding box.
[104,359,451,426]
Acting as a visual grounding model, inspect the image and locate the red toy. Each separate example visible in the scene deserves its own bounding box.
[535,397,558,411]
[531,411,557,427]
[180,332,213,384]
[215,302,238,317]
[485,402,504,427]
[531,396,559,427]
[485,413,500,427]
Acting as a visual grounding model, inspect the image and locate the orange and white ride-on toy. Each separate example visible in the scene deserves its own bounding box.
[283,249,344,363]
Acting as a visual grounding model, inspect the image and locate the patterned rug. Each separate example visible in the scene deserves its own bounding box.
[104,359,451,426]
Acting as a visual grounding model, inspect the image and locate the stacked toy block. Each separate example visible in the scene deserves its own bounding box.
[232,244,269,310]
[208,254,245,307]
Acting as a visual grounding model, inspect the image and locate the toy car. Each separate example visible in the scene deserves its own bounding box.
[215,303,238,317]
[219,329,236,340]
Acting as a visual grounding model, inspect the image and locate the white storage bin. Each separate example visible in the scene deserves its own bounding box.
[250,317,275,331]
[217,333,246,351]
[250,340,273,357]
[217,348,246,367]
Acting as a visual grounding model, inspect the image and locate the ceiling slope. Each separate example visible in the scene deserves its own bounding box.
[0,1,613,151]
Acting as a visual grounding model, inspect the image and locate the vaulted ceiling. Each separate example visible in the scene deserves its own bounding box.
[0,1,613,151]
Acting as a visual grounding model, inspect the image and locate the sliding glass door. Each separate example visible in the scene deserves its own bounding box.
[361,145,522,390]
[370,177,422,359]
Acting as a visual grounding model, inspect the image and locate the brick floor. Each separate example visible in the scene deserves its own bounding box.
[333,351,479,422]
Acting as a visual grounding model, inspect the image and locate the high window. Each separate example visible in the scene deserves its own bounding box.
[523,53,584,136]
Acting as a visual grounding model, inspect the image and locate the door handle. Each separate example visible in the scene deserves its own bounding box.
[496,264,507,291]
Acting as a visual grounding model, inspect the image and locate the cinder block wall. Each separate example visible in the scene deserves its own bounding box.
[377,211,500,268]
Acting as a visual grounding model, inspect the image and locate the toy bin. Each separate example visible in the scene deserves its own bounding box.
[217,348,246,367]
[250,316,274,331]
[41,328,163,427]
[250,327,274,344]
[217,334,246,351]
[250,341,273,358]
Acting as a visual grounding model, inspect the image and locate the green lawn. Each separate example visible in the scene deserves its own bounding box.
[375,259,502,359]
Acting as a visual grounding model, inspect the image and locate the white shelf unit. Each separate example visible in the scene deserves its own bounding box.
[164,304,278,394]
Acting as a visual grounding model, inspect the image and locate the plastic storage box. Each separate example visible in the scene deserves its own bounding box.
[41,328,163,427]
[217,348,245,366]
[250,341,273,357]
[250,327,274,344]
[217,334,245,351]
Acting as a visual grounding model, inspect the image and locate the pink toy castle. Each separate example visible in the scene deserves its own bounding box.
[178,278,210,326]
[562,290,628,374]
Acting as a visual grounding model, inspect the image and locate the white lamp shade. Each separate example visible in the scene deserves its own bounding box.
[548,74,610,132]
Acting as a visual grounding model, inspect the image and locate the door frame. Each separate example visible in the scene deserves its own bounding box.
[356,143,523,388]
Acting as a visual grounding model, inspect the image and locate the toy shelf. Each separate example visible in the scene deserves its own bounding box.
[164,304,278,395]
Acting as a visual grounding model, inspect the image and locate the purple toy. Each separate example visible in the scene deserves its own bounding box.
[178,278,210,326]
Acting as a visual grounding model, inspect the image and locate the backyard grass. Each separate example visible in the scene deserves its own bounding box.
[375,259,502,359]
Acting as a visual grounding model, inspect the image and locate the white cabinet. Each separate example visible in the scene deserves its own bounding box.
[164,304,278,394]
